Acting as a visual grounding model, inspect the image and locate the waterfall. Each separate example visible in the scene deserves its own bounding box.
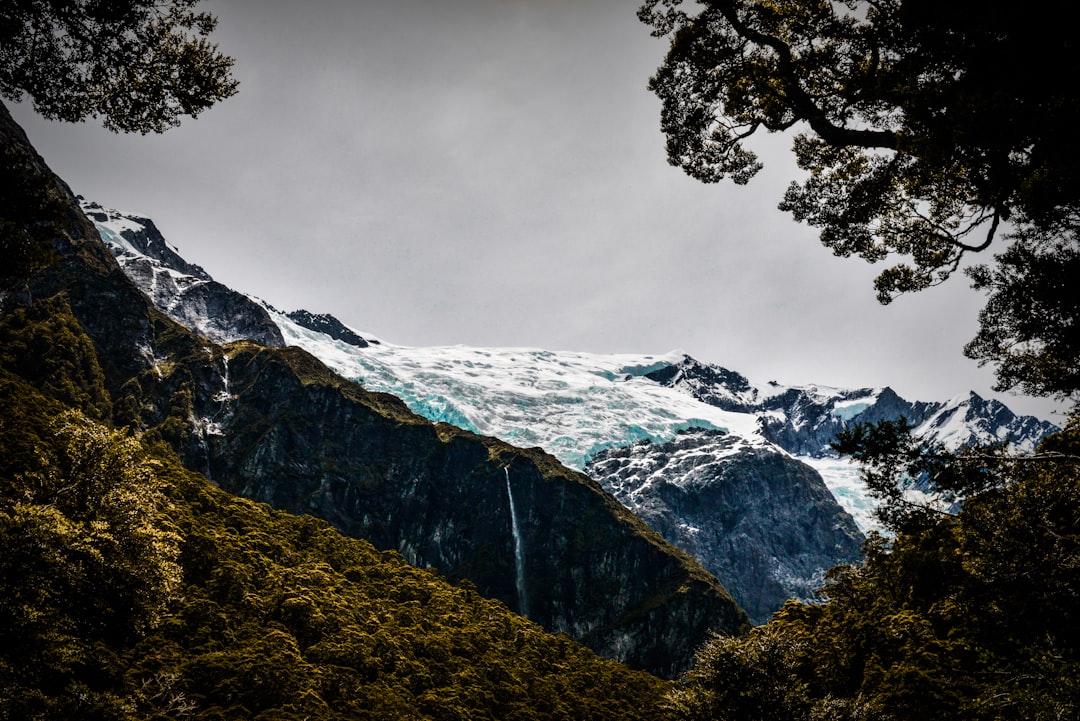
[505,467,528,617]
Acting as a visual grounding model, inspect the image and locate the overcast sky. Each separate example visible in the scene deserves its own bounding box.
[8,0,1065,421]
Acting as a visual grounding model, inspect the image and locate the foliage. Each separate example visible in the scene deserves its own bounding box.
[830,417,1011,535]
[666,624,808,720]
[0,295,111,419]
[639,0,1080,398]
[964,221,1080,401]
[667,418,1080,721]
[0,371,673,720]
[0,376,181,720]
[0,0,237,133]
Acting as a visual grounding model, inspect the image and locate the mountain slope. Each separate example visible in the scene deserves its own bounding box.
[1,103,745,676]
[0,369,674,720]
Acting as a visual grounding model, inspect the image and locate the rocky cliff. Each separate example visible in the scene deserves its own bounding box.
[586,429,863,624]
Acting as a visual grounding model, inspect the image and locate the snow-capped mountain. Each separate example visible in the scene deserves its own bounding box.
[649,355,1054,456]
[80,199,286,348]
[82,199,1059,622]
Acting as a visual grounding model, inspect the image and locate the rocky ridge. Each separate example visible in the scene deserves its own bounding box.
[81,200,285,349]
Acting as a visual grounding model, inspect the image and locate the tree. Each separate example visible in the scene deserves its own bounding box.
[964,222,1080,401]
[0,399,182,719]
[0,0,237,134]
[639,0,1080,400]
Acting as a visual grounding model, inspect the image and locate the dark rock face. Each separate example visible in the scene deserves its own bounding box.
[123,258,286,348]
[587,429,864,624]
[286,309,374,347]
[4,103,747,676]
[645,358,760,412]
[754,386,934,457]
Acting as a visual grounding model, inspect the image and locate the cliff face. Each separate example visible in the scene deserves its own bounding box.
[1,102,746,677]
[126,340,746,676]
[587,429,863,624]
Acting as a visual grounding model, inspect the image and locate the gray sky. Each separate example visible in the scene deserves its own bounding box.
[9,0,1065,421]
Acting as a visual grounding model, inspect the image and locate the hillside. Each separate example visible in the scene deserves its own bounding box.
[0,370,672,720]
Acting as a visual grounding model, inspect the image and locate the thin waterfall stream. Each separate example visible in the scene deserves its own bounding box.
[504,467,528,617]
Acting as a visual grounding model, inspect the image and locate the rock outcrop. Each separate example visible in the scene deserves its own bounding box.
[286,308,374,347]
[79,200,286,349]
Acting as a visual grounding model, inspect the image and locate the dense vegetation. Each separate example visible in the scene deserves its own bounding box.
[0,369,673,720]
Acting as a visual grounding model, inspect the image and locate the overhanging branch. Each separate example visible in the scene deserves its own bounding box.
[713,0,899,151]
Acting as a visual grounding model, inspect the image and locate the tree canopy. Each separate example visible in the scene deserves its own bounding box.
[0,0,237,134]
[640,0,1080,401]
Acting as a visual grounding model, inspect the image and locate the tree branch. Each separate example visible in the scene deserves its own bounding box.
[714,0,899,150]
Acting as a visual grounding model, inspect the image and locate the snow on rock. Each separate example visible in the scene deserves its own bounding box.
[272,311,765,470]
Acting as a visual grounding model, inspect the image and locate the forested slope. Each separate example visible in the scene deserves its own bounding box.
[0,370,673,720]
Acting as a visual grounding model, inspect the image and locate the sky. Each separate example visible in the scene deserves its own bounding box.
[8,0,1065,422]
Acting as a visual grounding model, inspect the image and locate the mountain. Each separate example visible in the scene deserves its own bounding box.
[80,199,1055,624]
[649,355,1054,457]
[0,103,748,679]
[79,198,1059,623]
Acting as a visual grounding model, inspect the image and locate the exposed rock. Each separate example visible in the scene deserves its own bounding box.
[78,199,286,349]
[587,429,863,624]
[286,308,375,347]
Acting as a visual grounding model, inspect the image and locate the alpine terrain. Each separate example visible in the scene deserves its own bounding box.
[1,101,748,683]
[82,198,1059,624]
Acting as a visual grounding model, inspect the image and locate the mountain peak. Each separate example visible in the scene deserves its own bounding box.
[79,197,212,281]
[285,309,376,348]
